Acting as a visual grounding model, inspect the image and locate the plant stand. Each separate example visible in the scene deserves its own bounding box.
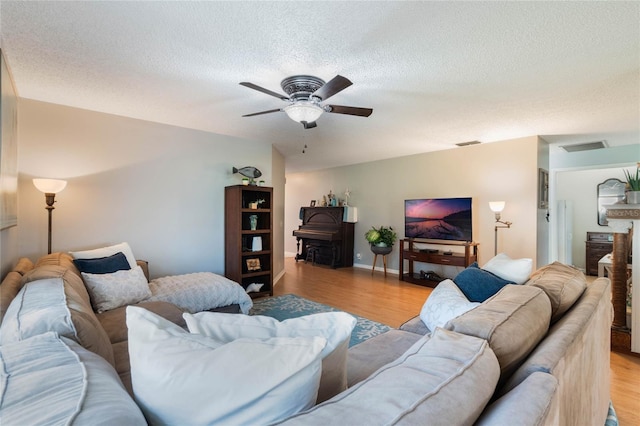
[371,245,393,276]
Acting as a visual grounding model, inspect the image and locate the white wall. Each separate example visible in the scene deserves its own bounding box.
[547,143,639,265]
[555,166,629,271]
[271,146,286,284]
[285,136,541,275]
[16,99,283,279]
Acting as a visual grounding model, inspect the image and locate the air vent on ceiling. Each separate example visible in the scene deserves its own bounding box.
[560,140,608,152]
[456,141,481,147]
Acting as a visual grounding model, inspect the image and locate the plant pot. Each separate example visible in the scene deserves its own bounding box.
[626,191,640,204]
[370,244,392,255]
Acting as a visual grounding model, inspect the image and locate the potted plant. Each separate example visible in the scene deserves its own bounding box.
[365,226,397,255]
[623,162,640,204]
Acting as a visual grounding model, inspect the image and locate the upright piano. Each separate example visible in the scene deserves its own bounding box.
[293,207,355,268]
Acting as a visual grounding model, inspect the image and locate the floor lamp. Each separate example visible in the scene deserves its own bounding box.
[33,178,67,254]
[489,201,512,256]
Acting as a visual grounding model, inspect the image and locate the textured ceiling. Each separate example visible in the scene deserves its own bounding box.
[1,1,638,173]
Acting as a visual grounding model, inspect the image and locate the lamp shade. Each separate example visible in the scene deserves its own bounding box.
[33,178,67,194]
[283,102,323,123]
[489,201,505,213]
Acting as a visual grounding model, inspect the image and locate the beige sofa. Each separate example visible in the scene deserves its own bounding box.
[286,262,612,425]
[0,257,611,425]
[0,252,238,394]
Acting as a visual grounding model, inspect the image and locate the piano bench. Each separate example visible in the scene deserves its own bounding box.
[305,245,319,265]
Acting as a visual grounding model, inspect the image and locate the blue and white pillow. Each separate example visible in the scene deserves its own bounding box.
[420,279,480,330]
[453,263,512,302]
[73,251,131,274]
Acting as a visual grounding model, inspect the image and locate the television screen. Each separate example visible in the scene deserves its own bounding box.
[404,197,472,242]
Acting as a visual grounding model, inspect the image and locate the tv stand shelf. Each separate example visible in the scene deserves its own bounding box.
[399,239,478,288]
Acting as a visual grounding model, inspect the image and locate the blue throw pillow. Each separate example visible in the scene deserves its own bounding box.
[73,252,131,274]
[453,263,512,302]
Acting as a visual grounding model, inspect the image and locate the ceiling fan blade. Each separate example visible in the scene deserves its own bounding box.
[312,75,352,101]
[239,82,290,101]
[327,105,373,117]
[301,121,317,129]
[242,108,282,117]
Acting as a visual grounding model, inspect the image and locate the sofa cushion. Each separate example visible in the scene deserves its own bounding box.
[184,311,356,403]
[420,279,480,330]
[482,253,533,284]
[347,329,422,387]
[476,372,558,426]
[35,252,82,277]
[0,332,146,425]
[127,306,325,426]
[0,275,115,366]
[70,242,138,269]
[453,263,512,302]
[445,284,551,381]
[81,266,151,313]
[98,300,187,344]
[22,264,91,305]
[525,261,586,323]
[73,251,131,274]
[277,328,500,426]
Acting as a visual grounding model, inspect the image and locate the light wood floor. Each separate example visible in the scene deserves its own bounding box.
[275,257,640,425]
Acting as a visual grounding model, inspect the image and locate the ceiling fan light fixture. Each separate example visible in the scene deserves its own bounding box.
[283,101,323,123]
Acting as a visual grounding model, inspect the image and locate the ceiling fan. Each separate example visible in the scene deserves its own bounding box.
[240,75,373,129]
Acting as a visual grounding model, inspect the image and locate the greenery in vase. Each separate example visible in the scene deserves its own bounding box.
[365,226,397,247]
[623,162,640,191]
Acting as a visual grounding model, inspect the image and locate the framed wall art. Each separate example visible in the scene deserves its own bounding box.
[538,168,549,209]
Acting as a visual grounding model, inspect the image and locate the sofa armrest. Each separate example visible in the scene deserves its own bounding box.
[399,315,430,335]
[136,260,150,282]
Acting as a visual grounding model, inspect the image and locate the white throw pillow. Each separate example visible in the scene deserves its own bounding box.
[184,311,357,403]
[126,306,325,426]
[70,242,137,269]
[482,253,533,285]
[82,266,151,313]
[420,279,480,331]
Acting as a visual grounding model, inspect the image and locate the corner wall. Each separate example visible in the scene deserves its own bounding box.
[0,49,19,279]
[16,99,280,279]
[285,136,541,274]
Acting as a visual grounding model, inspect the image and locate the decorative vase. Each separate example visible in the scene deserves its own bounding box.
[370,244,392,255]
[627,191,640,204]
[249,215,258,230]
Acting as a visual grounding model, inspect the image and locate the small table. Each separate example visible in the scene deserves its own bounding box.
[598,253,632,278]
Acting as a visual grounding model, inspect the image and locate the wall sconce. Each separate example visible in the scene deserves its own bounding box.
[489,201,512,256]
[33,178,67,254]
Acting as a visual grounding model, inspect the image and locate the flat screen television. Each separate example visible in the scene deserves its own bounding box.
[404,197,472,242]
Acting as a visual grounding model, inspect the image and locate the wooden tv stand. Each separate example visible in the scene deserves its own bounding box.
[399,239,478,288]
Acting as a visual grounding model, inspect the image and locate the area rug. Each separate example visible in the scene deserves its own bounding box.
[250,294,391,347]
[605,402,618,426]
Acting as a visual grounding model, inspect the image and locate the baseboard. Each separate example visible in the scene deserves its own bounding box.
[273,268,285,286]
[352,262,399,276]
